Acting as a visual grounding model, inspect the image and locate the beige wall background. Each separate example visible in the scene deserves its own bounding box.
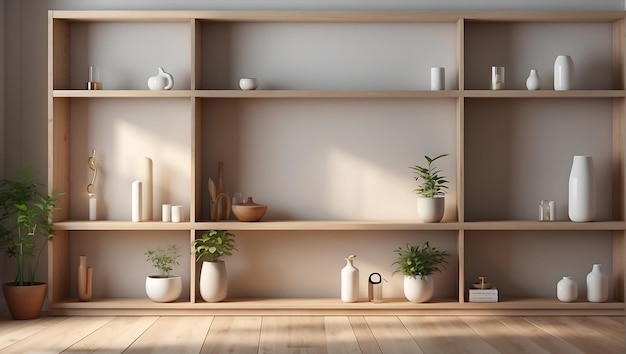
[1,0,624,308]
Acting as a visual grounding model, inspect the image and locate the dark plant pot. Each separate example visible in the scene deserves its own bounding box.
[2,282,47,320]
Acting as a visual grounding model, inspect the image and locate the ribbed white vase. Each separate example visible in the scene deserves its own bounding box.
[554,55,574,91]
[586,264,608,303]
[568,155,595,222]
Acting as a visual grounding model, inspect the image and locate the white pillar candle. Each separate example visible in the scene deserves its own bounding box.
[132,181,142,222]
[171,205,183,223]
[430,67,445,91]
[89,196,97,221]
[162,204,171,222]
[142,157,153,221]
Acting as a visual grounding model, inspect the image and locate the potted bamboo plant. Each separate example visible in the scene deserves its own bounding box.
[392,241,449,303]
[0,169,58,319]
[192,230,236,302]
[144,244,182,302]
[410,153,449,222]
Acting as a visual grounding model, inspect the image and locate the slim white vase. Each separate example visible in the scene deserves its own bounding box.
[568,155,595,222]
[586,264,608,303]
[341,255,359,302]
[554,55,574,91]
[526,69,540,90]
[556,276,578,302]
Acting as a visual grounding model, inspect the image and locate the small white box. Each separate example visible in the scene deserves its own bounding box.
[469,288,498,303]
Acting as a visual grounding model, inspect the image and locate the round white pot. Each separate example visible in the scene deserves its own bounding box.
[403,275,434,303]
[417,197,445,223]
[200,260,227,302]
[145,275,182,303]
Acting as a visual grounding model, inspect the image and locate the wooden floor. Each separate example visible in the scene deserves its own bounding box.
[0,314,623,353]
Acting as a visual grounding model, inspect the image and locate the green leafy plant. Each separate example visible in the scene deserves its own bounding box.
[192,230,236,262]
[410,154,449,198]
[392,241,449,280]
[0,169,58,285]
[145,244,181,278]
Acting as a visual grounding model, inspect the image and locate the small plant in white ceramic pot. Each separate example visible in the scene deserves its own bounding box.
[193,230,237,302]
[410,154,449,222]
[392,241,449,303]
[145,244,182,302]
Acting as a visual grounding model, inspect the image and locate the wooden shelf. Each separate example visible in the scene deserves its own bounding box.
[49,297,625,316]
[48,10,626,317]
[53,220,625,231]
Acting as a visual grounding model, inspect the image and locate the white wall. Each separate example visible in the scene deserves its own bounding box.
[1,0,623,303]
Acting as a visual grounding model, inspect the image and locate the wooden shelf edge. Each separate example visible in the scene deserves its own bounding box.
[53,90,193,98]
[53,220,625,231]
[48,297,625,316]
[464,90,625,98]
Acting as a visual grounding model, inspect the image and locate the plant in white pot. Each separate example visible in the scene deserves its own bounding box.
[144,244,182,302]
[192,230,236,302]
[392,241,449,303]
[0,169,58,319]
[410,153,449,222]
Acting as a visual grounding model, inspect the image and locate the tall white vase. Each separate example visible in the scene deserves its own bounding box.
[554,55,574,91]
[341,255,359,302]
[200,261,227,302]
[568,155,595,222]
[586,264,608,303]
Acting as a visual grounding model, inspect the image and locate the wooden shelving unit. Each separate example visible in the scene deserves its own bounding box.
[48,10,626,316]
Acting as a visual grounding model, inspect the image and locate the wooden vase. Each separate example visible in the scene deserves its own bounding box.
[77,255,93,302]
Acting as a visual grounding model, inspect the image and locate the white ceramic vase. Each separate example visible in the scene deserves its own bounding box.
[526,69,540,90]
[556,276,578,302]
[147,67,174,90]
[568,155,595,222]
[554,55,574,91]
[417,197,445,223]
[341,256,359,303]
[145,275,182,303]
[403,275,434,303]
[586,264,608,303]
[200,261,227,302]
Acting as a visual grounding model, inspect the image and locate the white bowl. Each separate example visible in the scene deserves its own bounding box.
[239,78,258,90]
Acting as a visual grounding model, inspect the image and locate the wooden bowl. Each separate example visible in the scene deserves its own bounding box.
[232,197,267,222]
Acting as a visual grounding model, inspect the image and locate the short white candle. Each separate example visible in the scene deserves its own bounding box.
[89,196,97,221]
[430,67,445,91]
[171,205,183,223]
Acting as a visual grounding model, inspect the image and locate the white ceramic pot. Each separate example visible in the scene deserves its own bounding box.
[556,276,578,302]
[145,275,182,303]
[403,275,434,303]
[568,155,595,222]
[239,78,258,90]
[417,197,445,223]
[200,261,227,302]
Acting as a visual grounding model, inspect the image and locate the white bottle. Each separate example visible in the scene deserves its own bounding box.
[586,263,608,303]
[341,254,359,303]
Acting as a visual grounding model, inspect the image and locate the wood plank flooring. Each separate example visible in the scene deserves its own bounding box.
[0,314,623,353]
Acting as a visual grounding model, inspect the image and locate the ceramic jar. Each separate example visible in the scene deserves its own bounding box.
[556,276,577,302]
[147,67,174,90]
[586,264,608,303]
[568,155,595,222]
[554,55,574,91]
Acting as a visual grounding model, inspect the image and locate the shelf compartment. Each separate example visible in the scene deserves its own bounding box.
[48,297,624,316]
